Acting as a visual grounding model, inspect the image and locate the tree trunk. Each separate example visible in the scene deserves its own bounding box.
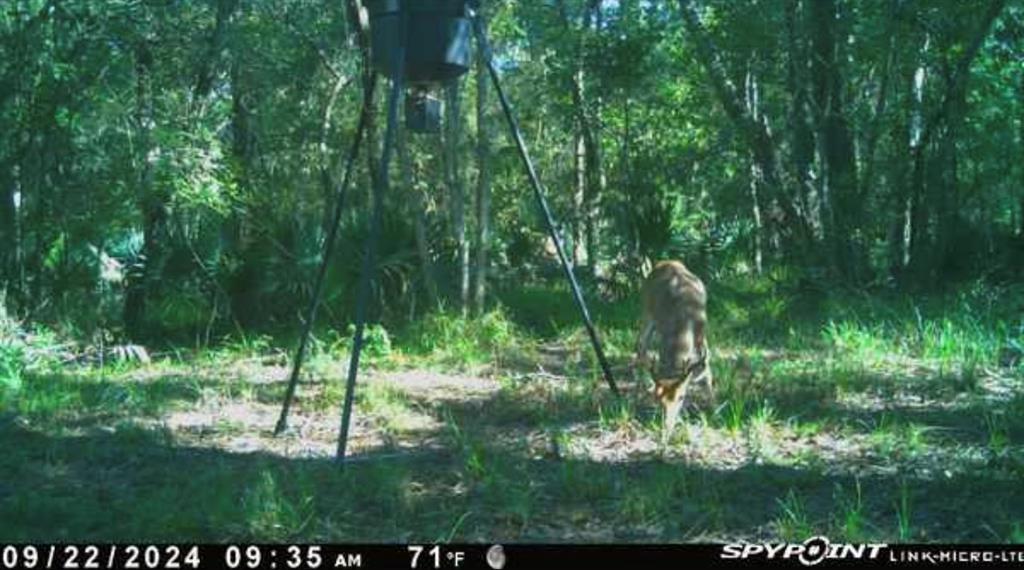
[900,35,929,280]
[223,58,260,324]
[319,71,352,237]
[573,133,585,265]
[0,162,14,288]
[124,42,161,338]
[933,79,966,276]
[906,0,1005,281]
[193,0,239,106]
[859,0,899,205]
[1020,77,1024,240]
[558,0,603,276]
[347,0,378,204]
[399,119,438,307]
[785,0,819,241]
[677,0,809,252]
[583,0,605,278]
[809,0,860,281]
[584,119,604,278]
[931,1,1006,275]
[473,25,492,314]
[444,82,470,315]
[746,61,764,275]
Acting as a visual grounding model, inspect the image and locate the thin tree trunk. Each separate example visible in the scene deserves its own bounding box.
[13,164,23,304]
[223,59,259,323]
[0,162,14,288]
[809,0,860,281]
[585,120,604,278]
[746,61,764,275]
[444,82,470,316]
[193,0,239,106]
[902,36,929,278]
[584,0,605,278]
[1020,77,1024,240]
[319,71,353,236]
[785,0,818,240]
[573,133,585,265]
[558,0,603,276]
[473,26,492,314]
[1019,194,1024,239]
[859,0,899,204]
[934,76,966,276]
[347,0,378,205]
[124,42,160,338]
[399,119,439,307]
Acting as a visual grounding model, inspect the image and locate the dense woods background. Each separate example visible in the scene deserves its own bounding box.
[3,0,1024,544]
[2,0,1021,343]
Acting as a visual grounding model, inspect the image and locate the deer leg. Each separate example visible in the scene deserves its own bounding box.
[661,382,687,437]
[694,321,715,405]
[634,318,656,375]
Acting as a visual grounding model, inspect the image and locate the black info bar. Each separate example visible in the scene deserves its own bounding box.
[2,542,1023,569]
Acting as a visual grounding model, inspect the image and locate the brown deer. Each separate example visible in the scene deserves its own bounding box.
[635,260,713,434]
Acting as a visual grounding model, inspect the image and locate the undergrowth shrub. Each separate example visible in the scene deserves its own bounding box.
[0,342,25,407]
[329,324,393,358]
[1,297,25,406]
[402,308,519,365]
[818,282,1019,369]
[1,296,71,410]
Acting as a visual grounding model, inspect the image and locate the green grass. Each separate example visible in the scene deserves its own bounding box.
[0,342,25,407]
[356,382,423,436]
[834,480,867,542]
[983,411,1011,456]
[776,490,814,541]
[896,480,913,542]
[11,371,203,421]
[597,398,639,433]
[1,281,1023,542]
[1011,523,1024,544]
[867,414,931,459]
[399,309,520,368]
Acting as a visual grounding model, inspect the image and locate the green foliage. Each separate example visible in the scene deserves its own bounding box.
[359,324,393,359]
[402,308,518,366]
[819,289,1016,371]
[1,0,1021,341]
[240,469,314,541]
[0,342,25,406]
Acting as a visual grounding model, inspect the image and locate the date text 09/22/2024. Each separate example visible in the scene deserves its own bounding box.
[0,545,365,570]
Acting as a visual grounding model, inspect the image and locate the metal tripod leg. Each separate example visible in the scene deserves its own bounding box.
[275,75,379,436]
[337,10,409,463]
[469,7,620,397]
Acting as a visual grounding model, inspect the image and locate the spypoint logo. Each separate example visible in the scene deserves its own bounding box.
[720,536,887,566]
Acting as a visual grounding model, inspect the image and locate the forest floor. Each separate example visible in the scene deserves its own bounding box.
[2,285,1024,543]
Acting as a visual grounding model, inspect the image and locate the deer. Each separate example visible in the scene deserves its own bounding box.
[634,260,713,435]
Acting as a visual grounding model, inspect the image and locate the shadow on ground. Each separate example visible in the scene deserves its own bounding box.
[2,400,1022,543]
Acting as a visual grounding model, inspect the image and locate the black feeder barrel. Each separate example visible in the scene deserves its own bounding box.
[367,0,472,83]
[406,91,442,133]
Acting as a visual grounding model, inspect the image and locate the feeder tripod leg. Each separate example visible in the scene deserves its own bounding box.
[337,24,407,463]
[275,75,379,436]
[470,9,619,398]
